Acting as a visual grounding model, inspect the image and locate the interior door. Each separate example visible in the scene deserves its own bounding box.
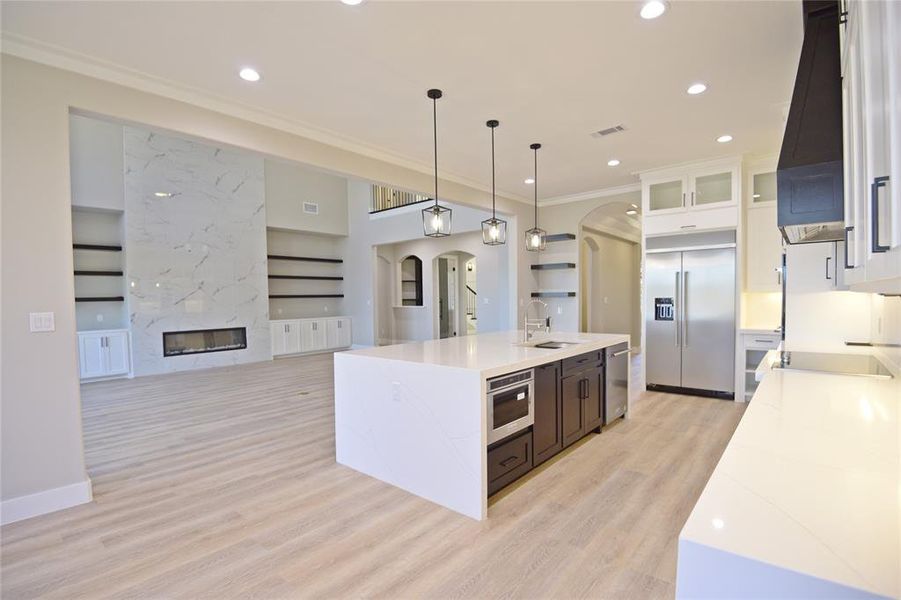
[645,251,682,387]
[680,248,736,394]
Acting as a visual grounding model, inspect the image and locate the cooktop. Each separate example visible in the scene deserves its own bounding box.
[773,351,893,379]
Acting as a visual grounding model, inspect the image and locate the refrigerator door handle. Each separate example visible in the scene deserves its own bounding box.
[674,272,681,347]
[682,271,688,347]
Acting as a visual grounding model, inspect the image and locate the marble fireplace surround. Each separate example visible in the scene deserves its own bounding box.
[124,127,271,376]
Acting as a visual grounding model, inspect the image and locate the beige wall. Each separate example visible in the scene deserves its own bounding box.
[0,54,527,507]
[581,230,640,343]
[264,159,348,236]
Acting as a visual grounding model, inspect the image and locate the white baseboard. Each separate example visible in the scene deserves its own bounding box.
[350,343,375,349]
[1,478,93,525]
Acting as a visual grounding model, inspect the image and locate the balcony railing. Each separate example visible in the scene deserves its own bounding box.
[370,184,431,214]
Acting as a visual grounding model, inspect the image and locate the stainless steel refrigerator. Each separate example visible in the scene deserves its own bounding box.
[645,247,735,398]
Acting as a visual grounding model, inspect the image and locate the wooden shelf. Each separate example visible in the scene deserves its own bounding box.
[531,263,576,270]
[75,296,125,302]
[269,294,345,299]
[545,233,576,243]
[267,255,343,264]
[75,270,124,277]
[530,292,577,298]
[268,275,343,281]
[73,243,122,252]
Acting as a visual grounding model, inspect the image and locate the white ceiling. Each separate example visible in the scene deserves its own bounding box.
[1,1,802,201]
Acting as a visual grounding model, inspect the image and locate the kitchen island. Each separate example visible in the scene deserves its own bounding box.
[334,330,630,520]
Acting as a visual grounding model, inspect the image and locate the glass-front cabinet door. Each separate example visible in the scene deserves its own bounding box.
[751,171,777,204]
[691,169,735,207]
[647,178,686,213]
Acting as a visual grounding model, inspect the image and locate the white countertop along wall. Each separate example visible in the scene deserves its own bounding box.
[677,357,900,598]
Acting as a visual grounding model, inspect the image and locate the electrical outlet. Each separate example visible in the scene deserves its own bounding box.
[97,314,104,322]
[557,306,563,315]
[392,381,401,402]
[483,297,489,305]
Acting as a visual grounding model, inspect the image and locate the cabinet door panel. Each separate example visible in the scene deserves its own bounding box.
[583,367,604,432]
[311,320,327,350]
[786,243,841,292]
[79,334,106,379]
[299,321,315,352]
[746,205,783,292]
[105,332,130,375]
[692,171,733,206]
[270,322,287,356]
[284,322,302,354]
[338,318,352,347]
[533,362,562,466]
[647,179,685,212]
[561,375,585,448]
[326,319,340,349]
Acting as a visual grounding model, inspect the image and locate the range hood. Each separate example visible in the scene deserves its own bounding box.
[777,0,844,244]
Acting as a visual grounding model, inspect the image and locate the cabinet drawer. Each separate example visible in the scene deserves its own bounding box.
[562,351,602,377]
[743,334,780,350]
[487,430,533,496]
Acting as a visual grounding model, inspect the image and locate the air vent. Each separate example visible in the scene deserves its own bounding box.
[592,125,626,138]
[303,202,319,215]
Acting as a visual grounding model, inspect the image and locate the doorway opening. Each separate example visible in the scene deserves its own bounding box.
[435,251,476,338]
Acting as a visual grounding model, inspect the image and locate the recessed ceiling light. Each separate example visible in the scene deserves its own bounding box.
[687,83,707,95]
[239,67,261,82]
[154,192,173,198]
[753,193,761,198]
[716,134,733,143]
[640,0,667,19]
[626,209,638,215]
[524,178,535,185]
[607,159,621,167]
[341,0,364,4]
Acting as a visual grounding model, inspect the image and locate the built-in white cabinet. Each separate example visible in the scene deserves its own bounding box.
[641,158,740,236]
[739,331,781,402]
[78,329,131,380]
[271,317,351,357]
[840,0,901,292]
[746,204,783,292]
[786,242,847,293]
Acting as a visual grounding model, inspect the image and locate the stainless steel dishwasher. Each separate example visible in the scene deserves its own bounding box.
[604,343,630,424]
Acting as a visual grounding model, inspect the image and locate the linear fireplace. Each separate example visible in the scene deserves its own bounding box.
[162,327,247,357]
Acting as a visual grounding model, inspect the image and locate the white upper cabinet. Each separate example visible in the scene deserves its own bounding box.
[641,158,740,236]
[841,0,901,292]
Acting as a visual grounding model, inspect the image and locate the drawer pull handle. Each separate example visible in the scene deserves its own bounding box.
[611,348,631,357]
[500,456,519,467]
[754,339,773,344]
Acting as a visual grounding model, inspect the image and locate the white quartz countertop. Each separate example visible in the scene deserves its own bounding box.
[680,359,900,598]
[344,331,630,378]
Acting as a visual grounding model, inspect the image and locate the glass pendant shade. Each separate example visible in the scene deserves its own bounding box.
[481,217,507,245]
[524,226,547,251]
[422,204,452,237]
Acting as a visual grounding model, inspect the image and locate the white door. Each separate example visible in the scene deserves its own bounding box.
[299,321,315,352]
[284,321,302,355]
[105,332,130,375]
[337,318,352,348]
[79,334,106,379]
[326,319,339,349]
[746,205,783,292]
[270,321,287,356]
[311,320,327,350]
[786,243,841,292]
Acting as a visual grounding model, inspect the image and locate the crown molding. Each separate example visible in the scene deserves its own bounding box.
[1,32,533,206]
[539,183,641,207]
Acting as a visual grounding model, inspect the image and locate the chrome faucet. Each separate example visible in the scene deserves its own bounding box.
[524,299,550,342]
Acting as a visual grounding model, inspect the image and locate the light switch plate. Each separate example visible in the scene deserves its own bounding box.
[29,312,55,332]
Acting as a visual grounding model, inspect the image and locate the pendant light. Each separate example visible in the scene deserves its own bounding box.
[524,143,546,251]
[422,88,452,237]
[481,120,507,245]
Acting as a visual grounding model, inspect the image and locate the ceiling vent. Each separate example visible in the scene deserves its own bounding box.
[592,125,626,138]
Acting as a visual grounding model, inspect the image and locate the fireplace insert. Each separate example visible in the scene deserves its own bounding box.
[162,327,247,357]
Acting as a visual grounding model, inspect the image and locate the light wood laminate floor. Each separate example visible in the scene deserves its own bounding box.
[1,353,745,599]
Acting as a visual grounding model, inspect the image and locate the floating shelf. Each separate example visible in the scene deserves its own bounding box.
[75,296,125,302]
[267,255,343,264]
[545,233,576,243]
[531,292,577,298]
[75,270,124,277]
[268,275,343,281]
[531,263,576,271]
[73,243,123,252]
[269,294,345,299]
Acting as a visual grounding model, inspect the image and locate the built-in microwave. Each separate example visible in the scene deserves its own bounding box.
[486,369,534,445]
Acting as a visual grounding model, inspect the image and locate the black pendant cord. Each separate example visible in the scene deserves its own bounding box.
[432,95,439,208]
[490,125,496,219]
[532,145,539,228]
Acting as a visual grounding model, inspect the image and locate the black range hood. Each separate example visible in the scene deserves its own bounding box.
[777,0,844,244]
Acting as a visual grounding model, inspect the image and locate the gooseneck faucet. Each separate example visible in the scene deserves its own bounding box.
[524,298,551,342]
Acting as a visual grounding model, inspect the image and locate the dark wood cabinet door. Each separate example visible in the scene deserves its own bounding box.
[533,361,562,466]
[561,375,585,448]
[584,366,604,432]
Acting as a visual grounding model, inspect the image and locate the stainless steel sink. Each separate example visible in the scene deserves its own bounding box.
[533,341,579,349]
